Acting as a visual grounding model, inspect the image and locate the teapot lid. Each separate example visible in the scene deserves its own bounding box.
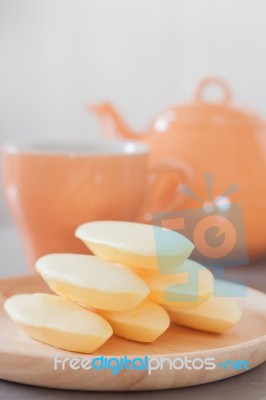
[154,78,262,131]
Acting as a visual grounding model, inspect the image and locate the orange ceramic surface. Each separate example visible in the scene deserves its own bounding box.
[90,78,266,260]
[2,141,190,269]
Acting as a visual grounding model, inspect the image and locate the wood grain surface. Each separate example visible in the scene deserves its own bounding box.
[0,275,265,391]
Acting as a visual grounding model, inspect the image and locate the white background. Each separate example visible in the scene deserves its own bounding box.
[1,0,266,224]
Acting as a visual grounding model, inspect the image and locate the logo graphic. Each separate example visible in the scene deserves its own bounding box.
[152,173,248,298]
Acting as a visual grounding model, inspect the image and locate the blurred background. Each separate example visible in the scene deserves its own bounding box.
[1,0,266,225]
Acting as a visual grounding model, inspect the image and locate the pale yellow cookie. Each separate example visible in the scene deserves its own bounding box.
[4,293,113,353]
[130,259,213,308]
[36,254,149,311]
[166,295,241,333]
[99,299,170,343]
[75,221,194,273]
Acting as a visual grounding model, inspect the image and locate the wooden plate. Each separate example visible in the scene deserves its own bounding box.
[0,276,265,391]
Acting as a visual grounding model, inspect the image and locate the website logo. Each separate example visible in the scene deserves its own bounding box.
[152,173,248,298]
[54,355,250,375]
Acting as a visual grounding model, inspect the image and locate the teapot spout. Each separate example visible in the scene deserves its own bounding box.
[88,102,142,141]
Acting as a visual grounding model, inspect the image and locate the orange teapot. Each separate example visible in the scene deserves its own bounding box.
[89,78,266,261]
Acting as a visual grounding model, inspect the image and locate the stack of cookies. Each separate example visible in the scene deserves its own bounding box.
[4,221,241,354]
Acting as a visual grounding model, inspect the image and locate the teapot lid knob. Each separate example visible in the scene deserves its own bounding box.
[194,77,232,106]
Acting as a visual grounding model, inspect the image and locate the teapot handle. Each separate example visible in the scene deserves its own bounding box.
[194,78,232,106]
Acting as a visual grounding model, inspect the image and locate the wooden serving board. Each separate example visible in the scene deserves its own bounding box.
[0,276,265,391]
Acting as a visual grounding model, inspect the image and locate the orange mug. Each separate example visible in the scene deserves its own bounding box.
[2,141,192,269]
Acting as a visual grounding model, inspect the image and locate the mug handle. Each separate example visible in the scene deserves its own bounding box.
[137,158,193,223]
